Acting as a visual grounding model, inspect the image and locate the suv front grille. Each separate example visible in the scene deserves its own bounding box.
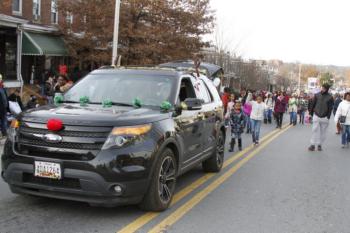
[19,138,102,150]
[17,122,112,161]
[22,173,81,189]
[20,127,109,138]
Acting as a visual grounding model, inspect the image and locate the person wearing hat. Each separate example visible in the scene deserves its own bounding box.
[308,83,334,151]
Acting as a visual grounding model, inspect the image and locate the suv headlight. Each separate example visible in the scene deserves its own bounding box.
[8,119,19,142]
[102,124,152,150]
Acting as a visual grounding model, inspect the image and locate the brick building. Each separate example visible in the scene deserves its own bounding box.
[0,0,68,88]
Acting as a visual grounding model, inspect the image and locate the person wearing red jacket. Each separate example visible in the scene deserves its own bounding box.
[221,87,231,114]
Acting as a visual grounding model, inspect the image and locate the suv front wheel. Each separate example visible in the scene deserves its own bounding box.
[202,130,225,173]
[139,148,177,211]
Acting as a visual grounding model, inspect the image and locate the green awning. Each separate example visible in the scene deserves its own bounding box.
[22,32,68,56]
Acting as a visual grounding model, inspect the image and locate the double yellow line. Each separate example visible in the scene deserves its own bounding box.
[118,125,291,233]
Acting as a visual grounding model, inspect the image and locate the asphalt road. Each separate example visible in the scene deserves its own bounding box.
[0,119,349,233]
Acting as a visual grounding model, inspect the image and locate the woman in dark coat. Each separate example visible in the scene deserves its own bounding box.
[274,91,288,129]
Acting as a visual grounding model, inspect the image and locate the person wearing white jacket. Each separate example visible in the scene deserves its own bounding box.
[334,92,350,148]
[264,93,274,124]
[250,96,267,145]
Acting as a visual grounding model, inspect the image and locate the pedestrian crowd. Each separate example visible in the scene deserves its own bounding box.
[221,84,350,152]
[0,72,74,138]
[42,72,74,104]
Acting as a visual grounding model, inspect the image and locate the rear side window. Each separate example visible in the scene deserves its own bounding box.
[193,79,212,104]
[202,78,221,102]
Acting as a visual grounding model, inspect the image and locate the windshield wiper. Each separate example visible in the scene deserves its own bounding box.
[88,101,134,107]
[61,100,134,107]
[61,100,80,104]
[109,102,134,107]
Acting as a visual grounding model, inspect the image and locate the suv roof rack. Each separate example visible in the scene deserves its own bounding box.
[97,65,207,76]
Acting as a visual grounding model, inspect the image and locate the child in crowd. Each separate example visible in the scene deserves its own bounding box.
[264,93,274,124]
[288,93,298,125]
[250,95,266,145]
[225,94,236,119]
[226,94,236,118]
[243,93,253,133]
[228,101,246,152]
[225,93,236,128]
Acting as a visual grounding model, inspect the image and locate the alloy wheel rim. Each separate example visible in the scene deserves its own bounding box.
[158,156,176,204]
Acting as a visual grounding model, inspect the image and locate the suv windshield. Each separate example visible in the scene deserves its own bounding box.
[64,73,176,107]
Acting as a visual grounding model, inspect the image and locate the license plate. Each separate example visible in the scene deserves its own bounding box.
[34,161,62,180]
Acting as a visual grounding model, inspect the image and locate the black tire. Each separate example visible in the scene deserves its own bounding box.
[139,148,177,211]
[202,130,225,173]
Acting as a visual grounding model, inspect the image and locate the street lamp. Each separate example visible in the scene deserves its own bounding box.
[111,0,121,66]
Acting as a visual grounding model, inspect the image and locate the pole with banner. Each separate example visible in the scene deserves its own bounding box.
[111,0,121,66]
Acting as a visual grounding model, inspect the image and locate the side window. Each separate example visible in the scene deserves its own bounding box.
[178,78,196,103]
[203,78,221,102]
[201,80,214,103]
[193,79,212,104]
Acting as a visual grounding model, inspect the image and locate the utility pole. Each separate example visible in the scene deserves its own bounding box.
[111,0,121,66]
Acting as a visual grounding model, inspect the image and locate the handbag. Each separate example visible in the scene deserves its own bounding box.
[339,107,350,124]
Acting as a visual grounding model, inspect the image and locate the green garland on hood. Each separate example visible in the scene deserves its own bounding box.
[102,99,113,108]
[160,101,172,112]
[54,95,64,105]
[79,96,90,106]
[133,98,142,108]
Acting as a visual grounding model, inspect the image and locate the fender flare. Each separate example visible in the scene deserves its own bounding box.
[148,136,182,180]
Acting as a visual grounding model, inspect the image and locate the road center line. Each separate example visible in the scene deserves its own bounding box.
[117,126,286,233]
[148,125,292,233]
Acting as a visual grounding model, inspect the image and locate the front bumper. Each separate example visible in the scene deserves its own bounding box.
[1,140,156,206]
[3,163,147,206]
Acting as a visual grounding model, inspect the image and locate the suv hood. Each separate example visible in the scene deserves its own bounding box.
[20,104,170,126]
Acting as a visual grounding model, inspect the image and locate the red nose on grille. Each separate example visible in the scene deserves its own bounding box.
[47,119,63,131]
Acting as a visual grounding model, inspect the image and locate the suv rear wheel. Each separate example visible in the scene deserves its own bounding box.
[139,148,177,211]
[202,130,225,172]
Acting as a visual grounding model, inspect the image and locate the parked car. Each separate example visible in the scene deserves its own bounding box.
[1,67,225,211]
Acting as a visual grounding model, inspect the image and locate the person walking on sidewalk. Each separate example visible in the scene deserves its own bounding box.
[334,92,350,148]
[250,95,266,145]
[308,83,334,151]
[274,91,287,129]
[228,101,246,152]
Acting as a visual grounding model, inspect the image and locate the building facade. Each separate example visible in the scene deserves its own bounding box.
[0,0,67,88]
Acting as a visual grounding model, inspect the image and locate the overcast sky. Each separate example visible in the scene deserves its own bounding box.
[209,0,350,66]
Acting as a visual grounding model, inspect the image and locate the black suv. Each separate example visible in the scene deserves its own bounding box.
[1,67,225,211]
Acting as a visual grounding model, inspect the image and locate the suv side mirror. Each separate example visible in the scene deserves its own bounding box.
[183,98,203,111]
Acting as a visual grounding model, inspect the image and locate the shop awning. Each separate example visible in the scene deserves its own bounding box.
[22,32,68,56]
